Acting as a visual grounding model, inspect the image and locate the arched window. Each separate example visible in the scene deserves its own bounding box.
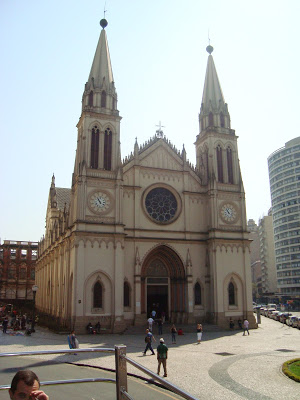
[88,91,93,107]
[124,281,130,307]
[208,112,213,126]
[216,145,224,183]
[228,281,235,305]
[93,281,102,308]
[220,112,225,127]
[101,91,106,108]
[227,147,234,184]
[91,126,99,168]
[104,128,112,170]
[194,282,201,305]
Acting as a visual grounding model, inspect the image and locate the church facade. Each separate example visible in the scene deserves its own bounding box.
[36,20,256,333]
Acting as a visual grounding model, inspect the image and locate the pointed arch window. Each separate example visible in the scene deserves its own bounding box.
[101,91,107,108]
[194,282,201,305]
[88,91,94,107]
[228,281,235,305]
[216,145,224,183]
[220,112,225,127]
[227,146,234,184]
[124,281,130,308]
[104,128,112,170]
[93,281,103,308]
[208,112,213,127]
[91,126,99,169]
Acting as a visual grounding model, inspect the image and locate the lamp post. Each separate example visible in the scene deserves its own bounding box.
[31,285,38,332]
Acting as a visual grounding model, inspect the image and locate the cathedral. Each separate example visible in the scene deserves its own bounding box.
[36,19,256,333]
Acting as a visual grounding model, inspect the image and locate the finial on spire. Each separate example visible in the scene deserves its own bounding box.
[100,2,108,29]
[206,44,214,54]
[206,30,213,54]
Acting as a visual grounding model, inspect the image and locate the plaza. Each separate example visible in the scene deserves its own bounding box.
[0,315,299,399]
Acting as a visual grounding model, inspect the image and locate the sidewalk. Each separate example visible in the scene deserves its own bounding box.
[0,317,300,399]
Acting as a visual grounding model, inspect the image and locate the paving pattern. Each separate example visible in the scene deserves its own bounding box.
[0,316,300,399]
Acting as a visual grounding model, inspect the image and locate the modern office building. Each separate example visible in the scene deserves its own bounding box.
[268,137,300,296]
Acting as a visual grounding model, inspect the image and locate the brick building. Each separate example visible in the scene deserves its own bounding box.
[0,240,38,307]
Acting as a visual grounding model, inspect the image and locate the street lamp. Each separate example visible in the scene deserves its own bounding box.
[31,285,38,332]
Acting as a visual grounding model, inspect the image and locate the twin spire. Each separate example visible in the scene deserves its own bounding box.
[82,18,118,114]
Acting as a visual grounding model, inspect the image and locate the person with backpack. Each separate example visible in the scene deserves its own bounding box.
[143,328,156,355]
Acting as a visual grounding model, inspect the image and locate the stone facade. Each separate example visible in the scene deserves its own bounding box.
[36,21,256,333]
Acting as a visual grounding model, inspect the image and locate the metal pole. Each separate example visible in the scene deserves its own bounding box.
[115,345,127,400]
[31,290,36,332]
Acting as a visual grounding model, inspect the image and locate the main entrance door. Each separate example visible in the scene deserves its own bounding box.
[146,279,168,320]
[141,245,186,321]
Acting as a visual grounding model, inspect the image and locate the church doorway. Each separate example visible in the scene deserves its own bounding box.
[141,245,186,322]
[146,279,169,320]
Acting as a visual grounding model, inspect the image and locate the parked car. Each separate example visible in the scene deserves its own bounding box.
[266,308,276,318]
[286,316,298,327]
[270,310,280,319]
[280,312,292,324]
[291,316,299,328]
[276,312,284,321]
[267,303,277,310]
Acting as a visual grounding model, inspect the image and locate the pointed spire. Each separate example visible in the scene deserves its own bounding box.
[82,19,118,113]
[88,19,114,88]
[199,46,231,133]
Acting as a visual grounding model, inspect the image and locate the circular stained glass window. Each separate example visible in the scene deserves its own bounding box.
[145,187,178,223]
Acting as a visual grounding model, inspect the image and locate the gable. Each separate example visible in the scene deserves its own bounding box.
[139,144,182,171]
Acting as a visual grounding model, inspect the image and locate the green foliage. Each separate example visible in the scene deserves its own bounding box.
[282,359,300,383]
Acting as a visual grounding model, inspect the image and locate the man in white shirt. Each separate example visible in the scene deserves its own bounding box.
[148,317,154,331]
[243,319,249,335]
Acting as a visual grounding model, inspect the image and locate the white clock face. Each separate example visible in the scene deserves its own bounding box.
[89,192,111,213]
[220,203,237,223]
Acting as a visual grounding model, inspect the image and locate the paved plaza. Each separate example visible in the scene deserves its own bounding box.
[0,315,300,399]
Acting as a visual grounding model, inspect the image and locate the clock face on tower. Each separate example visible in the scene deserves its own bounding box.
[220,202,238,223]
[88,191,111,214]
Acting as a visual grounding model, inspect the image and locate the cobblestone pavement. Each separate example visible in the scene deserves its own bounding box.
[0,316,300,399]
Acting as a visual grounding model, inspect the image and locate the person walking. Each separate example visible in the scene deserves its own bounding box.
[243,319,250,335]
[2,316,8,333]
[170,324,177,344]
[143,328,156,355]
[157,338,168,377]
[196,323,203,344]
[229,318,234,330]
[147,316,154,331]
[157,317,163,335]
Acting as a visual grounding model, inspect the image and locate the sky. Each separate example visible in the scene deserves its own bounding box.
[1,0,300,242]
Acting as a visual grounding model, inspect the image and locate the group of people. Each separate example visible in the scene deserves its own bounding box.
[86,321,101,334]
[1,313,36,333]
[229,318,250,335]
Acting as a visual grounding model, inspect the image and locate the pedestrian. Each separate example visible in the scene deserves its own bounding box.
[143,328,156,355]
[68,330,79,353]
[243,319,249,335]
[157,338,168,377]
[238,318,242,329]
[9,370,49,400]
[157,317,163,335]
[95,321,101,333]
[161,311,166,324]
[2,316,8,333]
[170,324,177,344]
[151,309,156,318]
[147,316,154,331]
[229,318,234,330]
[196,323,203,344]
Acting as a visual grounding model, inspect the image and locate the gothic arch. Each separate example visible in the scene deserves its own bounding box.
[140,245,186,318]
[84,270,112,316]
[223,273,244,311]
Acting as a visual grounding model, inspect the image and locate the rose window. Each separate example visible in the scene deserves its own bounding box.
[145,188,178,223]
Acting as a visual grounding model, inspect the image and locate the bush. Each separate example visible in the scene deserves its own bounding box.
[282,358,300,382]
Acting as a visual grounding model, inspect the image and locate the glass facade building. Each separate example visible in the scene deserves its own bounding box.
[268,137,300,296]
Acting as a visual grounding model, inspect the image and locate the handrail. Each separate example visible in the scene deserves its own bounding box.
[0,346,199,400]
